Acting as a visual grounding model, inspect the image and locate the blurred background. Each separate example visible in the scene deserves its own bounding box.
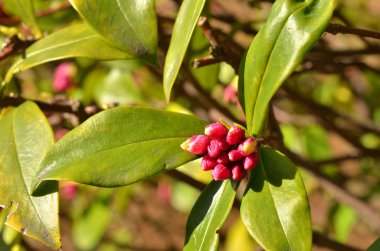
[0,0,380,250]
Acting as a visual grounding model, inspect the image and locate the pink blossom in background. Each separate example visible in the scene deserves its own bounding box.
[53,62,76,92]
[60,182,78,201]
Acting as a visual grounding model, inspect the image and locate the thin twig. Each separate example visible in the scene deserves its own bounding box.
[327,23,380,40]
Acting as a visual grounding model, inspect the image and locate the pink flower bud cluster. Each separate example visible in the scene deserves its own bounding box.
[181,122,259,181]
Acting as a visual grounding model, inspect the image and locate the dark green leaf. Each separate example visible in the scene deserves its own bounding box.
[2,0,41,37]
[241,147,311,251]
[33,107,207,189]
[163,0,207,102]
[4,23,132,84]
[0,102,60,250]
[184,180,236,251]
[368,238,380,251]
[242,0,335,136]
[69,0,157,63]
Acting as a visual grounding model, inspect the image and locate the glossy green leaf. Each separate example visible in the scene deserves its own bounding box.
[33,107,207,189]
[69,0,157,63]
[163,0,207,102]
[2,0,41,37]
[184,180,236,251]
[241,147,311,251]
[4,23,132,84]
[0,102,60,250]
[242,0,335,136]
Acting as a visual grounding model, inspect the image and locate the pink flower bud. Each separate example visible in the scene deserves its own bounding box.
[217,137,231,151]
[232,164,247,181]
[226,126,245,145]
[181,135,210,155]
[224,84,239,104]
[243,153,259,170]
[238,137,257,156]
[205,122,228,139]
[207,139,223,158]
[201,154,218,171]
[212,164,231,181]
[53,62,76,92]
[228,149,243,161]
[61,182,78,201]
[217,153,230,166]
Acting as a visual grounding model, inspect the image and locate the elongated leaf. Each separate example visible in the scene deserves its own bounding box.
[163,0,206,102]
[69,0,157,63]
[242,0,335,136]
[0,102,60,250]
[3,0,41,37]
[184,180,236,251]
[241,147,311,251]
[33,107,207,190]
[4,23,132,84]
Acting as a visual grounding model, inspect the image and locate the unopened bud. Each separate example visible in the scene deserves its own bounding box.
[205,122,228,139]
[228,149,243,161]
[218,137,231,151]
[201,154,218,171]
[232,164,247,181]
[181,135,210,155]
[217,153,230,166]
[238,137,257,156]
[207,139,223,158]
[212,164,231,181]
[243,153,259,170]
[226,126,245,145]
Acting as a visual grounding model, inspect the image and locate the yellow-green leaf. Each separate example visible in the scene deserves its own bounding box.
[0,102,60,250]
[69,0,157,63]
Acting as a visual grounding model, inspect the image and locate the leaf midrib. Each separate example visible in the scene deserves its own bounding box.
[259,150,292,249]
[10,114,46,232]
[197,181,228,249]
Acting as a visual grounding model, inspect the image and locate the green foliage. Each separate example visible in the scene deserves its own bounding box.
[241,0,335,136]
[4,23,132,84]
[241,147,311,251]
[33,107,207,189]
[2,0,41,37]
[184,180,236,251]
[163,0,207,102]
[0,102,60,250]
[68,0,157,63]
[368,238,380,251]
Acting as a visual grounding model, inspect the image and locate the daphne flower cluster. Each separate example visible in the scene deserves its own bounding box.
[181,122,259,181]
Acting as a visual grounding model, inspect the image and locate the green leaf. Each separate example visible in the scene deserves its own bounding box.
[69,0,157,63]
[368,238,380,251]
[184,180,236,251]
[0,102,60,250]
[241,147,311,251]
[242,0,335,136]
[33,107,207,189]
[163,0,207,102]
[4,23,132,84]
[2,0,41,37]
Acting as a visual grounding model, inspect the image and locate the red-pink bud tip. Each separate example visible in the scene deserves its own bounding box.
[212,164,231,181]
[228,149,244,161]
[226,126,245,145]
[201,154,218,171]
[217,137,231,151]
[238,137,257,156]
[217,153,230,166]
[207,139,223,158]
[232,164,247,181]
[243,153,259,170]
[205,122,228,139]
[180,135,210,155]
